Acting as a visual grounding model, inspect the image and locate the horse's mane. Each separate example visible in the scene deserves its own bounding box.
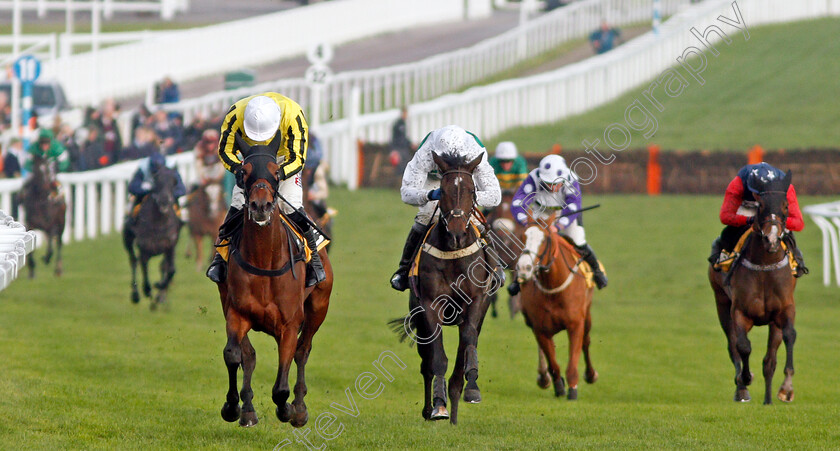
[436,152,471,169]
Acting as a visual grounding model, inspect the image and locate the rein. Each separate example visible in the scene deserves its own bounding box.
[439,169,476,228]
[527,232,585,294]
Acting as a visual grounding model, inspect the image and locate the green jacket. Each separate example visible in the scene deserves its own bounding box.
[489,155,528,191]
[25,129,70,173]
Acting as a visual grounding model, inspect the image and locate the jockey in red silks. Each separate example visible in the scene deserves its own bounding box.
[709,162,808,277]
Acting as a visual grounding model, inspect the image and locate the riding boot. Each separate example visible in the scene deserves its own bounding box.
[576,243,608,289]
[390,222,428,291]
[205,206,239,283]
[708,236,722,268]
[507,279,521,296]
[290,209,326,287]
[783,233,809,278]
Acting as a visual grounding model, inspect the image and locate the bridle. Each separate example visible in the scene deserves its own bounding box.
[754,190,787,240]
[439,169,476,229]
[241,152,280,201]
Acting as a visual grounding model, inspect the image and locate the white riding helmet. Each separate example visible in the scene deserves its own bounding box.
[437,127,468,155]
[537,154,572,185]
[495,141,518,160]
[243,95,282,142]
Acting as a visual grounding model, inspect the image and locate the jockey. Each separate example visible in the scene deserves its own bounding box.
[205,93,327,287]
[390,125,503,291]
[709,162,807,277]
[489,141,528,193]
[24,129,70,193]
[506,154,608,295]
[127,152,187,215]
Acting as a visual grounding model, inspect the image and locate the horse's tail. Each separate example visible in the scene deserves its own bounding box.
[387,314,417,346]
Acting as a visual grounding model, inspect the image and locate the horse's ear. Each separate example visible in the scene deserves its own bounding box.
[268,131,283,152]
[784,170,792,187]
[465,154,483,173]
[235,133,250,156]
[432,152,448,172]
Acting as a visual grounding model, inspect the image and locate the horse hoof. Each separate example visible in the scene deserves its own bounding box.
[430,405,449,420]
[149,302,158,311]
[567,387,578,401]
[777,388,794,403]
[422,406,433,421]
[554,377,566,397]
[734,389,751,402]
[290,409,309,428]
[585,370,599,384]
[463,388,481,404]
[143,287,152,298]
[131,292,140,304]
[221,402,241,422]
[537,374,551,389]
[239,411,259,427]
[276,403,293,423]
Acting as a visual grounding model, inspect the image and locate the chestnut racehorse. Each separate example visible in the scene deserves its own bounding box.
[516,219,598,400]
[186,182,226,270]
[708,171,797,404]
[216,134,332,428]
[484,190,523,318]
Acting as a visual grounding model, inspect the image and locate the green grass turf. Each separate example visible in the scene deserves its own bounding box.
[487,18,840,153]
[2,189,839,449]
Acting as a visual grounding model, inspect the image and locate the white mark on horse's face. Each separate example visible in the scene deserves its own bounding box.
[454,176,462,187]
[517,226,545,280]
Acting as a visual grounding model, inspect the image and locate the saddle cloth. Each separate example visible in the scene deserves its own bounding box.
[713,229,797,275]
[216,214,329,265]
[556,236,603,290]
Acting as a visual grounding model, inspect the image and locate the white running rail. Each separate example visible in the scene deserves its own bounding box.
[803,201,840,287]
[0,210,37,292]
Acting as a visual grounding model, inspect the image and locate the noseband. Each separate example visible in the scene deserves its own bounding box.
[755,190,787,240]
[439,169,476,228]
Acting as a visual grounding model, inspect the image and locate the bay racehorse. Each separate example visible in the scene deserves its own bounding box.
[216,134,332,428]
[20,153,66,278]
[516,217,598,400]
[185,181,226,270]
[122,165,183,310]
[394,152,499,425]
[484,190,523,319]
[708,171,797,404]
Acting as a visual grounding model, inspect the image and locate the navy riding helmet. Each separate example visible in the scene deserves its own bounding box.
[745,162,786,193]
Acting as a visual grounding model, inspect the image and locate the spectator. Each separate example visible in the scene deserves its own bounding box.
[121,127,159,162]
[96,98,123,164]
[2,138,23,178]
[590,20,621,54]
[182,112,211,150]
[78,126,107,171]
[151,109,179,155]
[156,76,180,104]
[131,104,153,142]
[0,91,10,131]
[390,106,414,174]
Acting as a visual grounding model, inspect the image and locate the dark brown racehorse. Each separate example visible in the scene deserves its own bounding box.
[484,190,523,318]
[185,182,226,270]
[709,171,797,404]
[515,217,598,400]
[216,134,332,428]
[20,153,66,278]
[123,166,183,310]
[395,152,497,425]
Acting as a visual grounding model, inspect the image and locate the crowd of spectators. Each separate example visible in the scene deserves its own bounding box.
[0,76,227,178]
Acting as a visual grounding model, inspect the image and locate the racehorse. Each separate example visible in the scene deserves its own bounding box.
[185,182,226,271]
[708,171,797,404]
[122,165,183,310]
[484,190,523,318]
[216,134,332,428]
[20,153,66,278]
[394,152,497,425]
[515,216,598,400]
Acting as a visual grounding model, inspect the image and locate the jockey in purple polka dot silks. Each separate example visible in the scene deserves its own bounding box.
[506,154,608,295]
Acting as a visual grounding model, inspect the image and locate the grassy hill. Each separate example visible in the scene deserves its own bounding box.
[488,18,840,153]
[1,188,839,449]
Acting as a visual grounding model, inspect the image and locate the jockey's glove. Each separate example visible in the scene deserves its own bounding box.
[428,189,442,201]
[232,164,245,189]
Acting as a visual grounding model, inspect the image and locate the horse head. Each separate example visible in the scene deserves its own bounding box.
[751,170,792,254]
[236,133,282,226]
[432,151,481,249]
[516,214,556,282]
[151,166,179,216]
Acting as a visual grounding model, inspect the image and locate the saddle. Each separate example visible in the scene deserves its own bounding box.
[713,229,798,275]
[556,236,603,290]
[130,196,181,219]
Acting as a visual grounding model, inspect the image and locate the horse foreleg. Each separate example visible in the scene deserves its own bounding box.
[27,246,36,279]
[221,311,251,423]
[565,322,585,400]
[778,309,796,402]
[42,235,53,265]
[290,290,330,428]
[762,323,783,405]
[53,234,63,277]
[535,333,564,397]
[582,306,598,384]
[731,310,754,402]
[273,324,299,424]
[140,254,152,299]
[537,349,551,389]
[238,334,258,427]
[421,308,449,421]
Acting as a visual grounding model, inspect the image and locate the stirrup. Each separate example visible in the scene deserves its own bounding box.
[206,255,226,283]
[390,271,409,291]
[507,280,520,296]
